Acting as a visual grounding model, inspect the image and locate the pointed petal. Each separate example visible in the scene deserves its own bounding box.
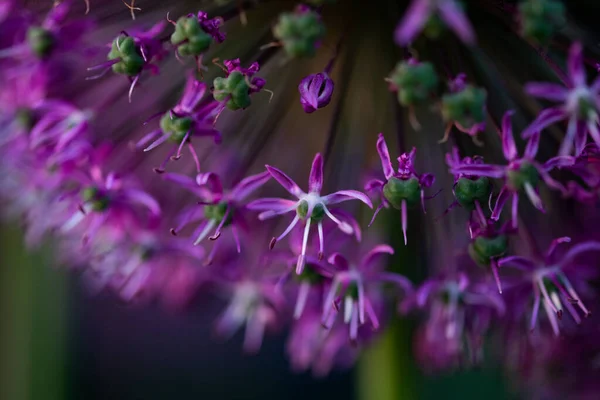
[360,244,394,270]
[266,165,304,198]
[196,172,224,196]
[230,171,271,201]
[322,190,373,208]
[560,241,600,267]
[394,0,431,45]
[246,197,297,211]
[451,164,507,179]
[521,107,567,139]
[438,0,476,44]
[122,189,161,216]
[501,111,518,161]
[491,187,510,221]
[543,156,575,170]
[328,253,349,271]
[497,256,536,270]
[524,82,569,102]
[308,153,324,193]
[524,131,541,160]
[376,133,394,180]
[568,42,586,87]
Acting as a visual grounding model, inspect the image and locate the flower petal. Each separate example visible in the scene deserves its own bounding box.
[501,110,518,161]
[308,153,324,193]
[394,0,431,45]
[196,172,224,197]
[322,190,373,208]
[246,197,297,211]
[524,82,569,102]
[521,107,567,139]
[568,42,586,88]
[266,165,304,198]
[497,256,536,271]
[524,131,541,160]
[230,171,271,201]
[560,241,600,267]
[376,133,394,180]
[438,0,476,44]
[360,244,394,270]
[451,164,507,179]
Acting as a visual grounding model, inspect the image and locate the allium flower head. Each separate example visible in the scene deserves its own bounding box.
[499,237,600,335]
[248,153,372,274]
[367,133,435,244]
[450,110,574,229]
[523,42,600,156]
[394,0,475,46]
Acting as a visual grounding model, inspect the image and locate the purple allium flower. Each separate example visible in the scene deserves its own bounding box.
[87,21,166,102]
[212,58,266,111]
[299,73,334,113]
[366,133,435,244]
[564,143,600,202]
[450,110,574,229]
[164,170,271,254]
[394,0,475,46]
[408,272,504,372]
[136,75,220,173]
[523,42,600,156]
[169,11,225,69]
[323,244,410,343]
[248,153,372,274]
[498,237,600,336]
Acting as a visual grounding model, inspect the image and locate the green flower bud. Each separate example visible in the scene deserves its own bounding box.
[273,10,325,58]
[454,177,491,210]
[468,235,508,266]
[108,36,145,76]
[296,200,326,222]
[159,112,193,143]
[82,187,111,212]
[390,61,439,106]
[383,177,421,209]
[171,16,213,57]
[519,0,565,44]
[213,71,253,110]
[27,26,55,58]
[507,162,540,191]
[441,85,487,129]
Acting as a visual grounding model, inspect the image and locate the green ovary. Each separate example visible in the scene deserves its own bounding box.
[81,187,110,212]
[507,163,540,192]
[441,85,487,129]
[454,177,490,210]
[468,235,508,267]
[159,113,193,143]
[170,16,213,57]
[296,201,326,222]
[108,36,145,76]
[390,61,439,106]
[27,27,55,58]
[204,202,233,226]
[383,177,420,209]
[213,71,252,110]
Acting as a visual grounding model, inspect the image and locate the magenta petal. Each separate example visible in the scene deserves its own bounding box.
[364,179,385,192]
[560,241,600,267]
[524,131,541,160]
[491,187,510,220]
[501,111,518,161]
[322,190,373,208]
[122,189,161,216]
[568,42,586,88]
[179,77,207,112]
[230,171,271,201]
[394,0,431,45]
[497,256,536,271]
[196,172,224,196]
[376,133,394,180]
[327,253,349,271]
[360,244,394,270]
[308,153,324,193]
[438,0,476,44]
[524,82,568,102]
[451,164,507,179]
[521,107,566,139]
[246,197,297,211]
[543,156,575,170]
[266,165,304,198]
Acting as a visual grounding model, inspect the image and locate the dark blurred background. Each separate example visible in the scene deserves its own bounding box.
[1,223,514,400]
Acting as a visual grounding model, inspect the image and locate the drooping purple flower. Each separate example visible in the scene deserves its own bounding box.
[408,272,505,371]
[247,153,372,274]
[394,0,475,46]
[87,21,166,102]
[450,110,574,229]
[323,244,411,343]
[498,237,600,336]
[136,75,220,173]
[365,133,436,244]
[523,42,600,156]
[164,170,271,256]
[298,48,336,113]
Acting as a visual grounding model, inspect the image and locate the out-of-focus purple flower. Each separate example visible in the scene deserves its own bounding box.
[564,143,600,202]
[450,110,574,229]
[523,42,600,156]
[440,74,487,144]
[409,272,504,372]
[248,153,372,274]
[136,75,220,173]
[164,170,271,256]
[366,133,436,244]
[87,21,166,102]
[323,244,411,343]
[394,0,475,46]
[499,237,600,336]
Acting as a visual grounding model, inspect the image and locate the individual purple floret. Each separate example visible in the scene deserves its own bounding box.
[450,110,574,229]
[247,153,372,274]
[87,21,166,102]
[564,143,600,202]
[523,42,600,156]
[408,272,505,371]
[323,244,411,343]
[365,133,436,244]
[394,0,475,46]
[136,75,220,173]
[164,170,271,256]
[298,47,336,113]
[498,237,600,336]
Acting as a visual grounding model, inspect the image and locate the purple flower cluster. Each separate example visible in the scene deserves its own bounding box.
[1,0,600,393]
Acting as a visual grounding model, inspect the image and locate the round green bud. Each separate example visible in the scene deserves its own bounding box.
[468,235,508,267]
[27,26,55,58]
[519,0,565,44]
[108,36,144,76]
[296,200,326,222]
[507,162,540,192]
[383,177,421,209]
[204,202,233,226]
[272,11,325,58]
[454,177,491,210]
[171,16,213,57]
[160,112,193,143]
[441,85,487,129]
[390,61,439,106]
